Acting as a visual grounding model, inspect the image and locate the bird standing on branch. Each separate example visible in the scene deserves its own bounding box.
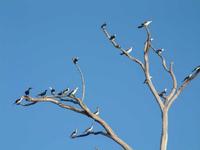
[120,47,133,55]
[138,20,152,28]
[183,74,193,82]
[49,87,56,95]
[72,57,79,64]
[158,88,167,97]
[192,65,200,73]
[84,124,93,134]
[109,34,116,41]
[68,87,78,97]
[37,90,47,97]
[14,97,23,105]
[94,107,100,115]
[70,129,78,138]
[62,88,70,95]
[25,87,32,96]
[156,48,164,55]
[101,23,107,29]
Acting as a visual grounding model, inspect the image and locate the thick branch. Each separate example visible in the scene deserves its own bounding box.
[144,27,164,110]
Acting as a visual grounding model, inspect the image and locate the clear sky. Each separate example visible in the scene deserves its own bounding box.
[0,0,200,150]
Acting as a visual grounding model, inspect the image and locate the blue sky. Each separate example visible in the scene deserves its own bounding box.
[0,0,200,149]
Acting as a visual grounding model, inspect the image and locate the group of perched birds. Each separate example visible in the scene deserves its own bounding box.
[70,123,94,138]
[101,20,166,56]
[14,86,79,105]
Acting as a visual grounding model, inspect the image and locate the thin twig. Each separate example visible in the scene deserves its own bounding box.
[72,131,110,139]
[74,63,86,101]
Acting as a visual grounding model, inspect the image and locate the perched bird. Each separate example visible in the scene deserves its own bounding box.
[94,107,100,115]
[62,88,70,95]
[120,47,133,55]
[192,65,200,73]
[143,76,152,84]
[109,34,116,41]
[101,23,107,29]
[156,48,164,55]
[138,20,152,28]
[183,74,193,82]
[70,129,78,138]
[72,57,79,64]
[14,97,23,105]
[57,91,63,96]
[159,88,167,97]
[25,87,32,96]
[37,90,47,97]
[68,87,78,96]
[49,87,56,95]
[84,124,93,133]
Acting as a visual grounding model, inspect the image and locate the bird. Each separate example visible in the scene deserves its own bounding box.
[192,65,200,73]
[14,97,23,105]
[138,20,152,28]
[72,57,79,64]
[120,47,133,55]
[101,23,107,29]
[62,88,70,95]
[49,87,56,95]
[37,90,47,97]
[84,124,93,133]
[94,107,100,115]
[70,129,78,138]
[25,87,32,96]
[68,87,78,96]
[156,48,164,55]
[159,88,167,97]
[143,76,152,84]
[57,91,63,96]
[183,74,193,82]
[109,34,116,41]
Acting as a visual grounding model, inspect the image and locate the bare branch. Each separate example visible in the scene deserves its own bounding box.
[143,27,164,110]
[166,70,200,109]
[101,24,144,70]
[73,60,86,101]
[21,96,85,115]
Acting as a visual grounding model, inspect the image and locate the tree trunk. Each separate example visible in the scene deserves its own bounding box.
[160,109,168,150]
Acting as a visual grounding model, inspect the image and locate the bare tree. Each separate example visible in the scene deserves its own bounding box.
[15,21,199,150]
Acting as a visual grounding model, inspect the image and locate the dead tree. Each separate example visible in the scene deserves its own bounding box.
[15,21,199,150]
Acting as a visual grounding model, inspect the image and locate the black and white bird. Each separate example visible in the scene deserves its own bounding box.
[159,88,167,97]
[183,74,193,82]
[156,48,164,55]
[68,87,78,96]
[143,76,152,84]
[84,124,93,134]
[138,20,152,29]
[94,107,100,115]
[25,87,32,96]
[49,87,56,95]
[101,23,107,29]
[37,90,47,97]
[109,34,116,41]
[70,129,78,138]
[14,97,23,105]
[62,88,70,95]
[192,65,200,73]
[120,47,133,55]
[72,57,79,64]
